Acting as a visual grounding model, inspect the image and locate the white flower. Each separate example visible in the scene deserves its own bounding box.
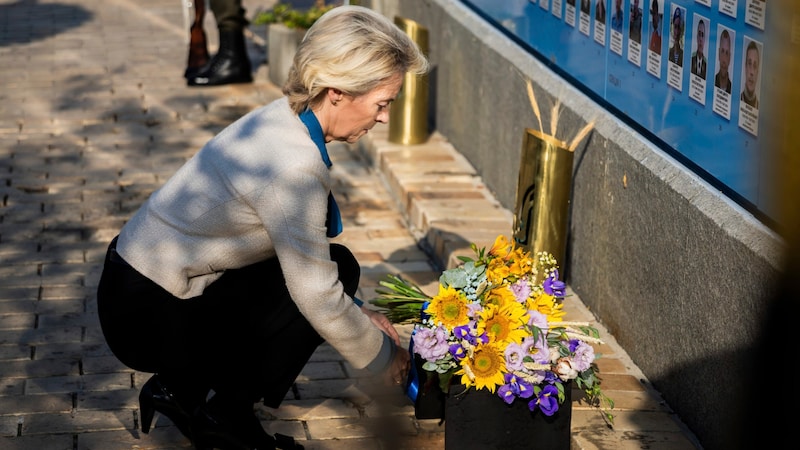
[549,347,561,363]
[554,358,578,381]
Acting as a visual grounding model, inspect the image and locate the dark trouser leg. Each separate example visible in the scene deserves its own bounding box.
[97,239,210,409]
[194,243,361,407]
[209,0,248,33]
[190,256,323,406]
[98,239,361,409]
[188,0,251,86]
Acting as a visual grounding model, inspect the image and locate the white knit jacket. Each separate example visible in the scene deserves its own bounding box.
[116,97,390,372]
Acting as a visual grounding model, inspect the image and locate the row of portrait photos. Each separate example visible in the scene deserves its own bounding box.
[558,0,766,136]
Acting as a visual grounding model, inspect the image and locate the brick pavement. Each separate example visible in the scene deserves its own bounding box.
[0,0,702,449]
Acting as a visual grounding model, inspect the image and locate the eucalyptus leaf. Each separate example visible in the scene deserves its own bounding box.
[440,266,468,288]
[422,361,439,372]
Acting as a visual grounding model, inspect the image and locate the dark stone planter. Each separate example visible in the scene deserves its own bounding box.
[444,384,572,450]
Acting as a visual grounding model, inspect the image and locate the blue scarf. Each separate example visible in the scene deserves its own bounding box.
[298,109,343,238]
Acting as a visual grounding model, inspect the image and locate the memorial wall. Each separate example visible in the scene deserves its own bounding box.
[462,0,772,225]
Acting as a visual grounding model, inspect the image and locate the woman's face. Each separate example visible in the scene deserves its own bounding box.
[326,73,404,144]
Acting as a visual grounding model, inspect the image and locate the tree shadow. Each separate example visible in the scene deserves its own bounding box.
[0,0,92,46]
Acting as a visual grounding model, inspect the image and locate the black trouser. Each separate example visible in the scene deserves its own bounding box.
[97,237,360,408]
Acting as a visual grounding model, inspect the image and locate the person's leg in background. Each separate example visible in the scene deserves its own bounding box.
[184,0,210,79]
[187,0,253,86]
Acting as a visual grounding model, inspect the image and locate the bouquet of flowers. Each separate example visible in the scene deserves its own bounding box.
[371,235,614,423]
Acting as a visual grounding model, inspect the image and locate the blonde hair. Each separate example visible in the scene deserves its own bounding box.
[283,5,429,114]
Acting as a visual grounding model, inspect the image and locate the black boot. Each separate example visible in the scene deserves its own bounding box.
[187,30,252,87]
[139,374,208,441]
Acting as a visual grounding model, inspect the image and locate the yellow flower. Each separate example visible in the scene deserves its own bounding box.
[457,342,507,393]
[528,292,566,322]
[476,302,529,345]
[425,284,470,332]
[486,257,510,285]
[483,285,515,308]
[488,235,513,259]
[508,248,533,278]
[486,237,533,285]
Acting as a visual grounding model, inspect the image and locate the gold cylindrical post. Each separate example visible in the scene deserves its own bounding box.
[513,129,574,269]
[388,16,429,145]
[766,4,800,249]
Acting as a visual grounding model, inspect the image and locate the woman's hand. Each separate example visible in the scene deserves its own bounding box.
[360,305,401,345]
[360,306,409,385]
[385,346,411,387]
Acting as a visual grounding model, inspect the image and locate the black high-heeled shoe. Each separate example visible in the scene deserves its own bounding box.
[190,402,304,450]
[274,433,304,450]
[139,374,195,440]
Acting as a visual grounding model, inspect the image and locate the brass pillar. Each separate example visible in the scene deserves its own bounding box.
[389,16,429,145]
[513,129,574,269]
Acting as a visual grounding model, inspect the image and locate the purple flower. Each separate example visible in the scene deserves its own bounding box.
[467,302,483,318]
[412,325,449,361]
[527,310,548,329]
[453,324,472,341]
[506,372,534,398]
[449,342,466,361]
[498,373,535,404]
[543,270,566,297]
[498,383,516,404]
[568,339,580,353]
[528,384,560,416]
[570,340,595,372]
[505,342,525,371]
[519,336,550,365]
[510,279,530,303]
[453,323,487,346]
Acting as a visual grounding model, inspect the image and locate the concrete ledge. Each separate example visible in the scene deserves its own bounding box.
[359,123,513,270]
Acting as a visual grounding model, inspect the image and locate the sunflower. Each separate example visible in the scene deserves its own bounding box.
[476,302,529,345]
[528,292,566,322]
[457,342,507,392]
[425,284,470,331]
[483,284,516,308]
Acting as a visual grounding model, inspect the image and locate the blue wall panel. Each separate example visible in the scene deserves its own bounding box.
[463,0,770,218]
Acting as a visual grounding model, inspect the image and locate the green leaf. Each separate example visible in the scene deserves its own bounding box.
[421,361,438,372]
[368,274,432,324]
[556,381,566,403]
[440,261,484,289]
[251,1,333,29]
[438,371,455,393]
